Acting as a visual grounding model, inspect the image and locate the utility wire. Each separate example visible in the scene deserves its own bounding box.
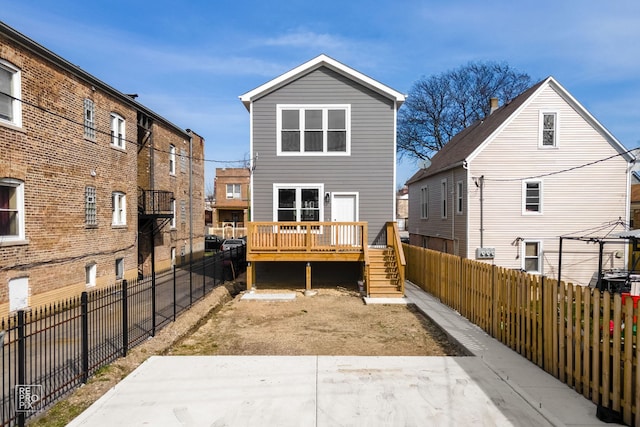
[1,91,249,166]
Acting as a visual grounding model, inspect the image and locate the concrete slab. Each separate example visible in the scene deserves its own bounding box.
[69,356,558,426]
[363,297,408,305]
[240,292,296,301]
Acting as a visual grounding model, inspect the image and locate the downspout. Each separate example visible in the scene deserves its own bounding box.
[186,130,193,263]
[479,175,485,248]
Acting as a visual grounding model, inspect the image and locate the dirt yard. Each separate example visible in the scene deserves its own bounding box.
[30,277,464,426]
[169,287,464,356]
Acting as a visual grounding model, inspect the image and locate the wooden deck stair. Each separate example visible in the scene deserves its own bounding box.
[367,247,404,297]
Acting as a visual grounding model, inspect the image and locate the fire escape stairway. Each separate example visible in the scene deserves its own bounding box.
[367,247,403,298]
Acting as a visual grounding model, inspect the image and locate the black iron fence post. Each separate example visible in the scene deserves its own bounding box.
[151,273,156,337]
[202,255,206,297]
[173,266,177,322]
[17,310,25,427]
[122,280,128,357]
[81,292,89,384]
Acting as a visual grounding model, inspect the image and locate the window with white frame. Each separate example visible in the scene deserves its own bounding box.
[115,258,124,280]
[112,192,126,226]
[85,263,96,287]
[523,241,541,273]
[84,99,95,140]
[441,179,447,219]
[226,184,241,199]
[9,277,29,312]
[274,185,322,222]
[523,180,542,214]
[0,60,22,127]
[420,186,429,219]
[456,181,463,214]
[170,199,176,228]
[85,186,97,227]
[169,144,176,175]
[0,178,25,241]
[540,112,557,147]
[277,105,350,155]
[110,113,125,149]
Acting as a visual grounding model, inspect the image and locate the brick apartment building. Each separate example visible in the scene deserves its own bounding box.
[211,167,249,236]
[0,22,204,316]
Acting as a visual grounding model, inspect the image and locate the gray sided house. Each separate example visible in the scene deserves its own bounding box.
[406,77,634,287]
[239,54,407,296]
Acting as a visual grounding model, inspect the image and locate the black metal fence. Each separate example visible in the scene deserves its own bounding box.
[0,246,246,426]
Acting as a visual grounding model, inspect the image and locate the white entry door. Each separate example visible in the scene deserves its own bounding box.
[331,193,358,245]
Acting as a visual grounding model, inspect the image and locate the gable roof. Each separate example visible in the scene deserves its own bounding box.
[239,54,406,111]
[406,76,634,185]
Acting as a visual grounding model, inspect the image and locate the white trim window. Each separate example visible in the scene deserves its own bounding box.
[420,186,429,219]
[84,99,95,140]
[277,105,350,155]
[523,241,542,274]
[273,184,323,222]
[115,258,124,280]
[540,112,558,148]
[85,263,97,287]
[523,180,543,214]
[110,113,126,149]
[112,192,126,226]
[226,183,241,199]
[456,181,463,214]
[169,144,176,175]
[0,60,22,127]
[0,178,25,241]
[440,179,447,219]
[170,199,176,228]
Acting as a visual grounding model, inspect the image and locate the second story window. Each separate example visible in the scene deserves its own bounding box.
[277,105,350,155]
[456,181,463,214]
[85,186,97,227]
[112,192,126,226]
[441,179,447,219]
[84,99,95,140]
[169,144,176,175]
[523,180,542,214]
[110,113,125,149]
[540,112,557,148]
[0,60,22,127]
[420,186,429,219]
[226,184,241,199]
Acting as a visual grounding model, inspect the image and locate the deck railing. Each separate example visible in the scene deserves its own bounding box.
[247,222,367,254]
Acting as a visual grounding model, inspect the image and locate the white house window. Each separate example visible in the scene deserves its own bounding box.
[9,277,29,312]
[0,178,25,241]
[523,241,541,273]
[85,186,97,227]
[420,186,429,219]
[540,112,557,147]
[169,144,176,175]
[226,184,241,199]
[0,60,22,127]
[115,258,124,280]
[170,199,176,228]
[523,180,542,214]
[456,181,463,214]
[277,105,350,155]
[274,185,322,222]
[85,263,97,287]
[110,113,125,149]
[84,99,95,140]
[441,179,447,219]
[112,192,126,226]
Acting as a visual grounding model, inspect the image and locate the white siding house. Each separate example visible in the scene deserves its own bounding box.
[407,77,634,286]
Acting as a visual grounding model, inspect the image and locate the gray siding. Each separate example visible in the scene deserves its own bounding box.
[251,67,397,243]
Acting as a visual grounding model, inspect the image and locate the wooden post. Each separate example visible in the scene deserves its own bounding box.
[306,262,311,291]
[246,261,253,291]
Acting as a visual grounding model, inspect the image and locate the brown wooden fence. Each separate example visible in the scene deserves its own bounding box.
[404,244,639,425]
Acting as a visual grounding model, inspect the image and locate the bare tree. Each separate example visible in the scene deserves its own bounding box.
[398,61,533,161]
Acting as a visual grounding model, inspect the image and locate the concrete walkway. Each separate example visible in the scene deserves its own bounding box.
[404,281,607,427]
[68,282,608,426]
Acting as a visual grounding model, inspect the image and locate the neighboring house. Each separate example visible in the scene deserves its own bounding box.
[209,167,250,238]
[396,185,409,232]
[239,54,406,296]
[406,77,634,286]
[0,22,204,317]
[631,184,640,229]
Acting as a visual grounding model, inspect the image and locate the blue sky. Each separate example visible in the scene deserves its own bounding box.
[3,1,640,188]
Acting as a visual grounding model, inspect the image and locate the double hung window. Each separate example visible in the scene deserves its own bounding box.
[420,187,429,219]
[169,145,176,175]
[226,184,241,199]
[0,60,21,127]
[0,178,25,241]
[110,113,125,149]
[112,192,126,226]
[540,112,557,147]
[523,241,541,273]
[441,179,447,219]
[278,105,349,155]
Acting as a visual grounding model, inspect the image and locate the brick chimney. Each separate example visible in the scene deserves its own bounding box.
[489,97,499,115]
